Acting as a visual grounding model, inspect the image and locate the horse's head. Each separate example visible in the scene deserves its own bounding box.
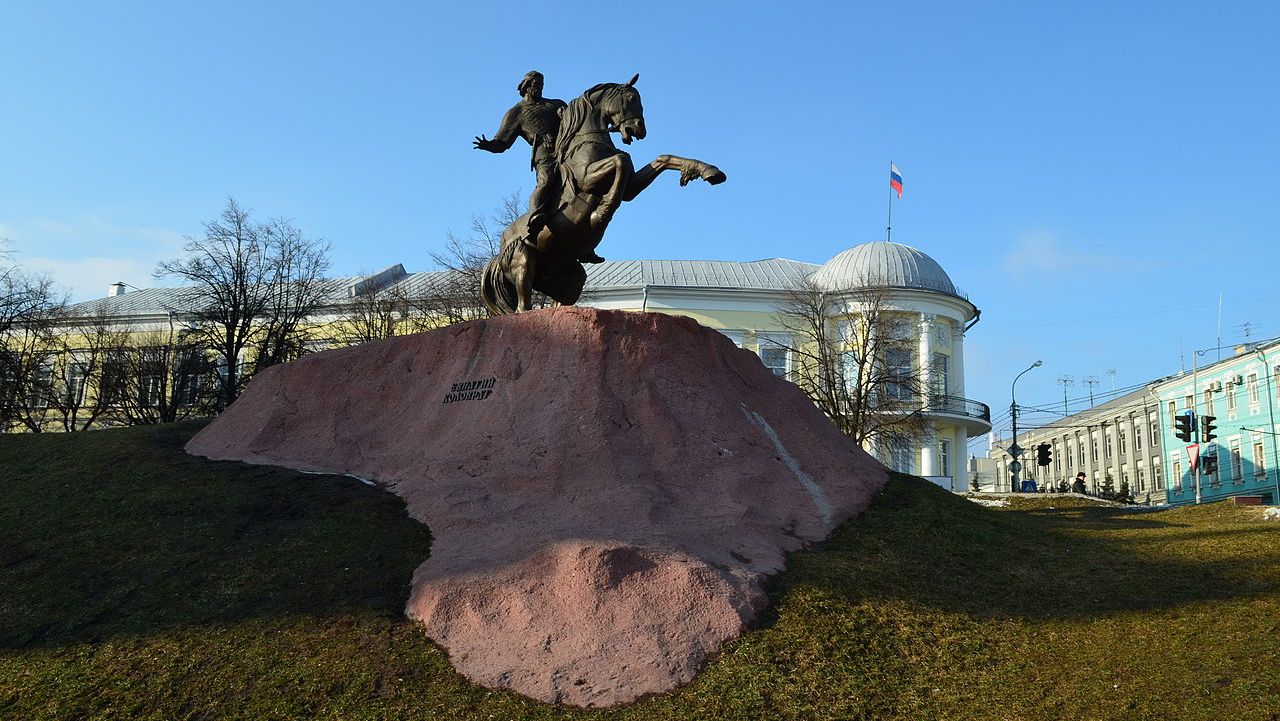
[596,74,646,145]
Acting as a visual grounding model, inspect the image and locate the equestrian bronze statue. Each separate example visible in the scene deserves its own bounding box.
[474,73,725,315]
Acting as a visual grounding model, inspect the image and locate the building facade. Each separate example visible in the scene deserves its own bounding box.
[987,386,1169,502]
[1153,340,1280,506]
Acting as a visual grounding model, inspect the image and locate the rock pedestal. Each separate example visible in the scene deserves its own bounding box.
[186,307,887,707]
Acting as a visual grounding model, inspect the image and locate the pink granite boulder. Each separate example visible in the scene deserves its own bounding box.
[186,307,887,706]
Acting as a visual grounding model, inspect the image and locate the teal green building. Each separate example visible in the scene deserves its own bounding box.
[1154,339,1280,505]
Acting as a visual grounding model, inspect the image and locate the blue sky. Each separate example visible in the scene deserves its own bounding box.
[3,1,1277,454]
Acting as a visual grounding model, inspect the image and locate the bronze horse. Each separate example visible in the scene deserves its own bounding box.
[480,75,726,315]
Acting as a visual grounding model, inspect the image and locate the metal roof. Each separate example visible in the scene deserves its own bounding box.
[811,241,961,297]
[584,258,818,290]
[376,258,821,298]
[66,275,368,317]
[68,258,821,317]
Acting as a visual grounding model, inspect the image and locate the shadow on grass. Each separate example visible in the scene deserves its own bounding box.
[0,421,432,650]
[5,426,1279,655]
[769,473,1280,624]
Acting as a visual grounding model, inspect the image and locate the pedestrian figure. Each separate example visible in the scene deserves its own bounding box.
[1071,471,1086,494]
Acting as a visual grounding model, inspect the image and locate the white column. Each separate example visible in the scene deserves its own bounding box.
[918,313,937,477]
[920,427,937,476]
[951,324,966,400]
[918,313,935,400]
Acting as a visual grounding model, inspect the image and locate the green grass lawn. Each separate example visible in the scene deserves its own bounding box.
[3,424,1280,720]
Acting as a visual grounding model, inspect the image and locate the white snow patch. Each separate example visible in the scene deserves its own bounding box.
[742,406,832,526]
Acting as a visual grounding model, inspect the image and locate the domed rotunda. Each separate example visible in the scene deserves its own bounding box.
[805,242,987,482]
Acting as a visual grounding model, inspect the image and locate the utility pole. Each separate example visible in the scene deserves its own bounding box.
[1083,376,1099,406]
[1010,360,1043,492]
[1057,375,1074,415]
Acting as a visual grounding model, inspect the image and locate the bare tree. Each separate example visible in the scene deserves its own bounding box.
[154,199,331,408]
[339,280,406,344]
[776,276,931,455]
[42,304,133,432]
[247,217,332,373]
[429,193,549,318]
[1,243,67,431]
[330,193,542,347]
[0,296,64,432]
[99,321,218,426]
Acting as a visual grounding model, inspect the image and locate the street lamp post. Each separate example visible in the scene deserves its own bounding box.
[1010,360,1043,492]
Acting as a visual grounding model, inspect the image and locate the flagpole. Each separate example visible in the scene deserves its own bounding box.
[886,161,894,243]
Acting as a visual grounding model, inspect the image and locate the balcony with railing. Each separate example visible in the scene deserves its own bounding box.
[926,394,991,423]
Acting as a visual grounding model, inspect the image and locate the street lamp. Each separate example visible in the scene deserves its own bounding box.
[1010,359,1043,492]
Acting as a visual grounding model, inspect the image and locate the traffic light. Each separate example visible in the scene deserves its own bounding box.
[1202,454,1218,475]
[1201,415,1218,444]
[1036,442,1052,467]
[1174,412,1195,443]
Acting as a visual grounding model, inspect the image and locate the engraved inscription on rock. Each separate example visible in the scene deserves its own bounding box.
[443,377,498,404]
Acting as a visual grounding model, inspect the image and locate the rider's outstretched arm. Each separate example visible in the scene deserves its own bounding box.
[475,106,521,153]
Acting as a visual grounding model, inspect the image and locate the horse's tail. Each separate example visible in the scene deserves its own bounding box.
[480,250,518,316]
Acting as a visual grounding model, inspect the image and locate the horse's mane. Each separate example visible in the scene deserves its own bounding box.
[554,83,620,167]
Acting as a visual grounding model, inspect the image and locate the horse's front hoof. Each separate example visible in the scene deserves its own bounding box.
[703,166,727,185]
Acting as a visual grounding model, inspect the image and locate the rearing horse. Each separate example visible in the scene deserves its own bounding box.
[481,75,726,315]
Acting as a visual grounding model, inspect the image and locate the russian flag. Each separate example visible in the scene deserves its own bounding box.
[889,163,903,199]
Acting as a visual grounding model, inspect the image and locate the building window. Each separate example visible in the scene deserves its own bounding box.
[1248,373,1260,407]
[759,345,788,379]
[1253,439,1267,479]
[1230,440,1243,484]
[1137,465,1146,493]
[884,348,913,401]
[932,353,949,398]
[1134,425,1142,451]
[29,363,54,409]
[137,348,167,409]
[756,334,791,379]
[939,439,951,478]
[1091,432,1099,462]
[720,330,745,348]
[1184,394,1194,410]
[1153,463,1163,490]
[1274,366,1280,401]
[889,442,912,473]
[64,362,88,407]
[839,350,859,394]
[835,319,853,346]
[1078,436,1086,466]
[1053,440,1061,473]
[100,352,129,406]
[1151,420,1160,446]
[1105,429,1114,459]
[1173,459,1183,492]
[1119,428,1128,455]
[1227,383,1238,413]
[1204,389,1214,416]
[1168,401,1177,427]
[175,350,207,407]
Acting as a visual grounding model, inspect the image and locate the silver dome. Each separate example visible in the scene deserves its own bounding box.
[810,241,958,296]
